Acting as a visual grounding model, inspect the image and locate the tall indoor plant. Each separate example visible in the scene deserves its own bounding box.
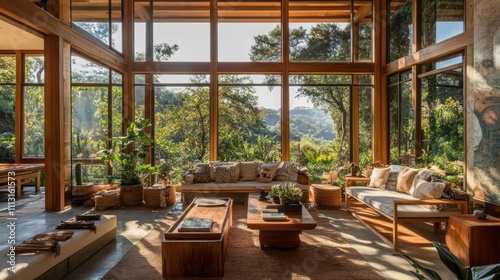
[98,119,157,206]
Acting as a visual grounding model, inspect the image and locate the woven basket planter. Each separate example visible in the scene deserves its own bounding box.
[120,185,143,206]
[144,185,176,208]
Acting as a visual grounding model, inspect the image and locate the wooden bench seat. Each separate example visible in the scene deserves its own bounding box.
[0,215,117,280]
[0,164,44,197]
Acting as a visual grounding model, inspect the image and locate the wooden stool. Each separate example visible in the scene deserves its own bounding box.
[311,184,342,207]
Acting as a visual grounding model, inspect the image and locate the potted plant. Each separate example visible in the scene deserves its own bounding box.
[98,119,157,206]
[269,182,303,212]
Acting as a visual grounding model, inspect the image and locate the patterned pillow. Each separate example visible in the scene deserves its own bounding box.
[386,165,405,191]
[275,162,299,181]
[214,165,238,183]
[240,162,259,181]
[193,163,210,183]
[210,161,241,181]
[256,162,279,183]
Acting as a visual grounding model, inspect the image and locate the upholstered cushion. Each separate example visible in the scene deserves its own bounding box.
[368,167,391,189]
[411,178,446,199]
[240,162,259,181]
[256,162,279,183]
[396,167,419,194]
[193,163,210,183]
[214,164,238,183]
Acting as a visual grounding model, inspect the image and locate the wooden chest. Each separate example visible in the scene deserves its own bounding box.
[445,214,500,266]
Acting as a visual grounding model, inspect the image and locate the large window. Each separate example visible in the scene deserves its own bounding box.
[387,54,464,181]
[218,74,281,161]
[71,54,123,186]
[152,74,210,181]
[0,55,16,163]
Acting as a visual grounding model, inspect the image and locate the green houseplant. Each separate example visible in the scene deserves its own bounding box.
[98,119,157,206]
[270,182,303,212]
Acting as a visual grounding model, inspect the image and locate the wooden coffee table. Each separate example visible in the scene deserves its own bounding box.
[246,194,317,248]
[162,197,233,277]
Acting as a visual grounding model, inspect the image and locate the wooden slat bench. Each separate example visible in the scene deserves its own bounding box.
[0,164,44,198]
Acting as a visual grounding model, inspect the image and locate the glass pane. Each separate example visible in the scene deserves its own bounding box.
[111,0,123,52]
[388,73,399,85]
[154,75,210,183]
[290,75,351,182]
[388,0,413,62]
[71,86,109,184]
[218,74,281,161]
[219,0,281,62]
[420,0,464,49]
[25,55,45,84]
[154,74,211,84]
[355,1,373,62]
[422,53,464,73]
[135,74,146,84]
[0,56,16,83]
[289,0,351,62]
[357,85,373,167]
[71,55,110,84]
[388,85,399,164]
[420,67,463,177]
[112,86,123,138]
[153,0,210,62]
[24,86,45,158]
[135,85,146,122]
[112,70,123,84]
[0,86,15,162]
[72,0,111,46]
[290,75,351,85]
[400,80,415,164]
[134,0,149,61]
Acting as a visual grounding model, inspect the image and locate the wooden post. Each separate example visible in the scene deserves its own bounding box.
[44,35,71,211]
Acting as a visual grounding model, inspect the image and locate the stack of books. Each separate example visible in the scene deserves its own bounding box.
[178,218,213,232]
[261,208,287,221]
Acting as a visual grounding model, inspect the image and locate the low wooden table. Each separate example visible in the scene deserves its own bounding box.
[246,194,317,248]
[162,197,233,277]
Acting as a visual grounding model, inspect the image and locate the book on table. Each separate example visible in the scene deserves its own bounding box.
[261,212,287,221]
[178,218,213,232]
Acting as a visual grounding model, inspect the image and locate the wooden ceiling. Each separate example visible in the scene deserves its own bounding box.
[69,0,374,23]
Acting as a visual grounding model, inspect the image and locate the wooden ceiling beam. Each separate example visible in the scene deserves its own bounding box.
[354,4,372,23]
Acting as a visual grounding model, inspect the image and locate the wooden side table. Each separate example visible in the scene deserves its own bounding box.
[446,214,500,266]
[345,176,371,187]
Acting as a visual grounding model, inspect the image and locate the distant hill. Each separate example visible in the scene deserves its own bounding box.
[263,106,335,141]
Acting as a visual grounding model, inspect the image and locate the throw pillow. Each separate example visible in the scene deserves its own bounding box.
[368,167,391,189]
[256,162,279,183]
[386,165,405,191]
[411,178,446,199]
[209,161,241,181]
[240,162,259,181]
[192,163,210,183]
[214,165,238,183]
[396,167,419,194]
[275,162,298,181]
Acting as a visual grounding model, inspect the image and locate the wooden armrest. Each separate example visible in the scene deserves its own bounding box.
[393,199,467,206]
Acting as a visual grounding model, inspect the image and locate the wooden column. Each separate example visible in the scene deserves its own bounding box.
[372,0,388,163]
[209,0,218,161]
[44,35,71,211]
[281,0,290,161]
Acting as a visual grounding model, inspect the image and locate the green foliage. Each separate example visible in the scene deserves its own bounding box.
[0,132,15,161]
[270,182,303,204]
[98,119,157,186]
[395,242,500,280]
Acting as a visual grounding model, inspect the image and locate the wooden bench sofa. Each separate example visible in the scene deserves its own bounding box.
[0,164,44,197]
[0,215,117,280]
[344,166,469,251]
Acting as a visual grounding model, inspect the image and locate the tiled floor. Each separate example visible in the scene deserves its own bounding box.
[0,186,455,279]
